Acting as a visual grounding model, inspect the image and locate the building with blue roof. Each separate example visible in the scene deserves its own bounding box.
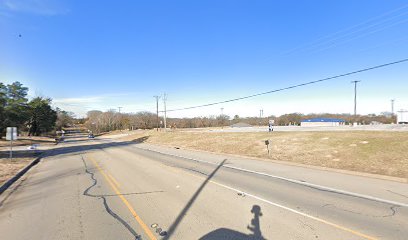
[301,118,345,127]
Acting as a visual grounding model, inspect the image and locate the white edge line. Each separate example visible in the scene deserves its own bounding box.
[207,180,377,240]
[135,146,408,208]
[139,146,379,239]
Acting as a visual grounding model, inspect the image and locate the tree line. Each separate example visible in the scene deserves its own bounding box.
[0,81,74,138]
[84,109,397,133]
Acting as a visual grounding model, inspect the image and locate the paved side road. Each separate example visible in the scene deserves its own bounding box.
[0,135,407,239]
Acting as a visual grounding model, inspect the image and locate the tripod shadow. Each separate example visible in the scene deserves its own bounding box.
[199,205,266,240]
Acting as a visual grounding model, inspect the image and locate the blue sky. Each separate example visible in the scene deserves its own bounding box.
[1,0,408,118]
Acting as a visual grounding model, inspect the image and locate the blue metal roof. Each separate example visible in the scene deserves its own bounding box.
[301,118,345,123]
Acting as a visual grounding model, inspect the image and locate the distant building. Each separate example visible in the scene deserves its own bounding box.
[380,112,393,118]
[301,118,345,127]
[397,110,408,124]
[230,122,253,128]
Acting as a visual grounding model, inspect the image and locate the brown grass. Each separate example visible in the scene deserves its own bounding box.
[0,136,55,148]
[0,158,33,185]
[0,137,48,185]
[120,130,408,178]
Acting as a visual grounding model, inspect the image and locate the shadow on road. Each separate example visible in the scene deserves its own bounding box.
[2,135,268,239]
[162,159,227,239]
[131,136,150,143]
[0,150,43,158]
[0,135,150,160]
[19,140,140,158]
[199,205,266,240]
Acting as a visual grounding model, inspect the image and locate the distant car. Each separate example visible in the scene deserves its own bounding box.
[88,134,95,138]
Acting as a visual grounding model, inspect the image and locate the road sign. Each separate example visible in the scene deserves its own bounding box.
[6,127,17,141]
[6,127,17,161]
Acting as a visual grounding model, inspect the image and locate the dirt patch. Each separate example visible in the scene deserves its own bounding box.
[0,158,34,185]
[119,130,408,178]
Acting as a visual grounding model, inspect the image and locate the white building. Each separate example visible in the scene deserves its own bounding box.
[301,118,345,127]
[397,110,408,124]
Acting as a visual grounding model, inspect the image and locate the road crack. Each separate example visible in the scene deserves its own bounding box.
[387,190,408,199]
[382,205,399,218]
[81,155,142,240]
[322,203,399,218]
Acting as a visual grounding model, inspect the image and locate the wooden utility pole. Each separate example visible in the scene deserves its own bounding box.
[351,80,361,118]
[154,96,160,131]
[163,93,167,131]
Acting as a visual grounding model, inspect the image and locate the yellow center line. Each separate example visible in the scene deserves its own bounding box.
[87,155,157,240]
[107,173,121,188]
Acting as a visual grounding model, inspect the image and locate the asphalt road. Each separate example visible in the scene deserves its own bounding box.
[0,134,407,240]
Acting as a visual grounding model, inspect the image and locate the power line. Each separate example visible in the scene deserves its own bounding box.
[163,58,408,113]
[282,4,408,56]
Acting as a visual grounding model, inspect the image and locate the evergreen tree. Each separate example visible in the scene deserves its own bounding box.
[0,83,7,136]
[3,81,30,131]
[28,97,57,136]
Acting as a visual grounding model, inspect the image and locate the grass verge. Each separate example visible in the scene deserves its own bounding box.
[120,130,408,178]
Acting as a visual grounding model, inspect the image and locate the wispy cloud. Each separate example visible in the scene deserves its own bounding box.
[0,0,69,16]
[52,93,157,118]
[52,96,103,118]
[53,96,103,105]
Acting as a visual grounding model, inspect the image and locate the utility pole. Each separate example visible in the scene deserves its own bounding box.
[351,80,361,119]
[391,99,395,115]
[220,108,224,129]
[163,93,167,131]
[154,96,161,131]
[117,107,123,131]
[391,99,396,124]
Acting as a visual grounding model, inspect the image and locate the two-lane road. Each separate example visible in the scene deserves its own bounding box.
[0,134,407,239]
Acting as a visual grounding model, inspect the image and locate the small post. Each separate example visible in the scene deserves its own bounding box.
[6,127,17,161]
[264,140,270,157]
[10,137,13,161]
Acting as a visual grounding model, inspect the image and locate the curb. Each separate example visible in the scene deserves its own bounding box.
[0,154,43,195]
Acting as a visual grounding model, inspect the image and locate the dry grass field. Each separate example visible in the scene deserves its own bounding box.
[0,137,52,185]
[121,130,408,178]
[0,158,33,185]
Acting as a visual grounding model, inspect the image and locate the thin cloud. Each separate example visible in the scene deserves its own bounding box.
[0,0,69,16]
[52,96,102,118]
[53,96,103,105]
[52,93,158,117]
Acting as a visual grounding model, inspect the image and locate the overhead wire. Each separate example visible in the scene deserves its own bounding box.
[282,4,408,56]
[163,58,408,112]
